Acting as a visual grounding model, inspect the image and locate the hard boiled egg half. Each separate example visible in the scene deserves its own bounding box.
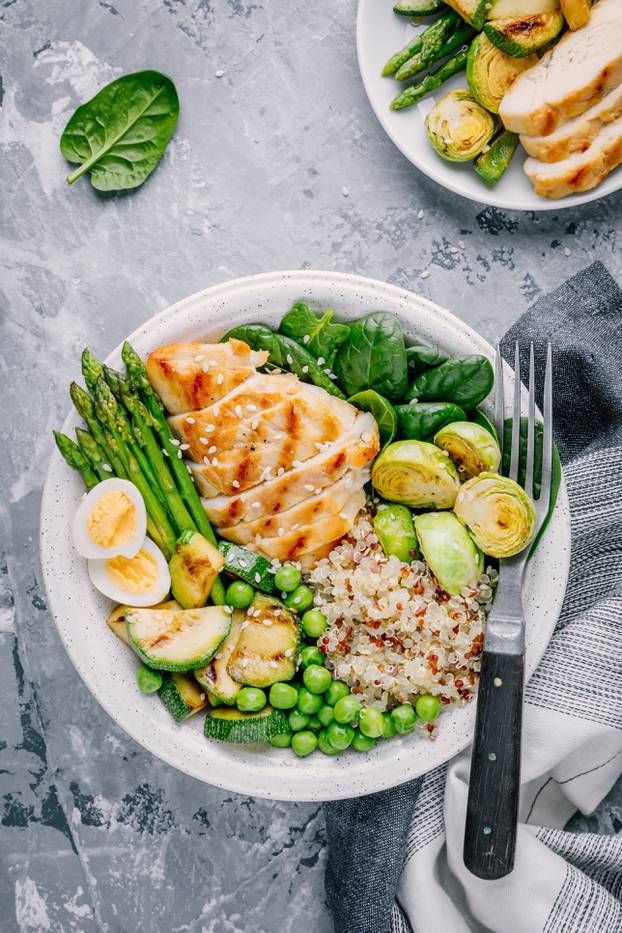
[88,537,171,607]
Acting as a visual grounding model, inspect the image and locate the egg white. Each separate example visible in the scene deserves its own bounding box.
[88,537,171,607]
[72,478,147,560]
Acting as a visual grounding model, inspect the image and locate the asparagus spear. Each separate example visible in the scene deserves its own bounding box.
[93,376,177,559]
[121,342,226,605]
[395,19,474,82]
[474,130,519,185]
[70,382,127,479]
[75,427,112,481]
[382,9,458,76]
[54,432,99,490]
[390,46,469,110]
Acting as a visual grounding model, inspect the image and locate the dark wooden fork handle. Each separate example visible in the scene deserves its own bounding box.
[463,650,524,880]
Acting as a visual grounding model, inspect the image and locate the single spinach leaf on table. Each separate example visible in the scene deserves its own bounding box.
[406,355,494,409]
[348,390,397,449]
[60,70,179,191]
[395,401,466,441]
[279,303,349,361]
[333,312,408,402]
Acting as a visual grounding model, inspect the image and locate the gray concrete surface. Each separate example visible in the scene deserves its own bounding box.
[2,1,622,930]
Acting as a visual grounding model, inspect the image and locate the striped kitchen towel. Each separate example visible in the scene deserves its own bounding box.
[324,261,622,933]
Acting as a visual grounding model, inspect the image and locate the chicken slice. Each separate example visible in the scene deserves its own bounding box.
[243,489,366,563]
[147,339,268,414]
[201,412,379,524]
[216,471,367,544]
[521,84,622,163]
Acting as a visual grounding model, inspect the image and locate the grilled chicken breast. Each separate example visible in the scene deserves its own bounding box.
[500,0,622,137]
[148,338,379,566]
[147,339,269,415]
[521,84,622,163]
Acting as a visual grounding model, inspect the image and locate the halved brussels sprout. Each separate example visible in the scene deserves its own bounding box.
[373,504,418,563]
[466,33,537,115]
[414,512,484,595]
[371,440,460,510]
[426,89,496,163]
[454,472,536,558]
[433,421,501,480]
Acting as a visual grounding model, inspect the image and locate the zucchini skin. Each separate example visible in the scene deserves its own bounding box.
[218,541,277,595]
[204,705,288,743]
[474,130,520,183]
[127,607,231,672]
[158,674,206,721]
[483,12,564,57]
[393,0,446,15]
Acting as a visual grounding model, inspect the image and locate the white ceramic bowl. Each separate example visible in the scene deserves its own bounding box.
[357,0,622,211]
[40,271,571,801]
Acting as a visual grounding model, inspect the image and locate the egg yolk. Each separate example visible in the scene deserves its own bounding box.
[106,548,159,594]
[88,491,136,548]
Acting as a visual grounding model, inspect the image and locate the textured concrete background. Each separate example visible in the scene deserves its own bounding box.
[2,1,622,930]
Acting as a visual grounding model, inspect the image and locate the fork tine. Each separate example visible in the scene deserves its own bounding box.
[539,342,553,508]
[509,342,521,482]
[524,343,536,498]
[494,345,505,462]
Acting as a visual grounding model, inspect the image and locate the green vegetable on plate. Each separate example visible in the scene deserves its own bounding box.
[218,541,277,596]
[159,672,209,722]
[284,584,314,612]
[484,11,564,57]
[395,401,467,442]
[391,46,469,112]
[274,563,302,594]
[348,390,397,449]
[204,705,288,744]
[137,664,163,694]
[54,431,99,491]
[326,722,355,750]
[269,682,299,710]
[60,70,179,191]
[467,407,499,442]
[297,688,323,715]
[406,354,494,409]
[391,703,417,733]
[226,594,300,687]
[393,10,460,81]
[300,645,324,669]
[359,706,385,739]
[372,439,460,509]
[224,580,255,609]
[352,731,375,752]
[333,312,408,402]
[407,344,449,377]
[303,664,332,695]
[169,530,224,609]
[466,32,537,114]
[454,472,537,557]
[292,731,318,757]
[236,686,267,713]
[194,611,244,707]
[393,0,447,16]
[301,609,328,639]
[333,694,361,725]
[396,20,475,83]
[433,420,501,479]
[415,694,441,722]
[373,503,418,562]
[474,130,520,185]
[426,89,496,163]
[414,511,484,595]
[279,302,349,361]
[127,605,232,672]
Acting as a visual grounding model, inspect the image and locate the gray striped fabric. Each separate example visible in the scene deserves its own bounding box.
[324,263,622,933]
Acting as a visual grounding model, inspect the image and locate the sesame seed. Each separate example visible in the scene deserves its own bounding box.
[232,480,240,488]
[314,487,322,495]
[215,69,225,78]
[302,365,309,374]
[564,246,571,257]
[203,456,210,464]
[209,360,218,366]
[213,406,220,417]
[202,363,210,372]
[170,438,181,446]
[177,450,183,459]
[458,240,465,249]
[420,270,430,279]
[234,405,243,417]
[208,445,217,454]
[194,355,205,362]
[254,573,261,583]
[269,659,278,667]
[339,512,348,520]
[186,417,195,424]
[187,465,192,474]
[102,463,112,472]
[211,457,219,466]
[342,185,349,197]
[304,484,314,492]
[449,246,459,254]
[277,467,285,476]
[205,424,215,432]
[293,460,303,468]
[317,357,325,365]
[292,523,300,531]
[324,368,331,375]
[216,373,224,385]
[251,419,259,430]
[199,437,209,445]
[162,448,169,457]
[303,334,310,344]
[284,648,293,657]
[286,354,293,365]
[180,443,190,451]
[252,502,261,508]
[247,404,257,412]
[278,528,285,537]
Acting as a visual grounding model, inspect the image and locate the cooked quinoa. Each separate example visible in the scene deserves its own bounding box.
[307,514,496,731]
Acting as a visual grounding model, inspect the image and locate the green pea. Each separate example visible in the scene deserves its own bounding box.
[224,580,255,609]
[382,712,397,739]
[300,645,324,669]
[352,730,375,752]
[318,729,340,755]
[270,732,292,748]
[288,710,310,732]
[274,563,302,593]
[292,730,318,757]
[137,665,162,694]
[297,688,323,715]
[359,707,385,739]
[333,694,361,725]
[285,584,314,613]
[307,715,322,732]
[324,680,350,706]
[301,609,328,639]
[318,704,335,728]
[326,722,355,750]
[236,687,267,713]
[269,682,298,710]
[415,694,441,723]
[303,664,332,695]
[391,703,416,734]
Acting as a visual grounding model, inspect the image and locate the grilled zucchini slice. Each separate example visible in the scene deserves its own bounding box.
[218,541,277,595]
[126,605,231,671]
[195,610,244,705]
[227,594,300,688]
[204,705,288,743]
[107,600,180,646]
[169,530,224,609]
[159,672,209,722]
[484,11,564,56]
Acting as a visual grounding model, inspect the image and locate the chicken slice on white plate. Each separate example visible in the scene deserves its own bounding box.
[521,84,622,163]
[146,339,268,414]
[201,412,380,524]
[500,0,622,137]
[243,489,366,563]
[524,115,622,198]
[217,471,367,544]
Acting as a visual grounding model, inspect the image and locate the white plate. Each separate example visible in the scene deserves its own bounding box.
[40,271,571,801]
[357,0,622,211]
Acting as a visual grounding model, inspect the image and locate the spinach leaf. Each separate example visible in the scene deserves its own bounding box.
[395,402,466,441]
[61,70,179,191]
[279,303,349,361]
[333,312,408,402]
[406,355,493,409]
[348,390,397,449]
[467,407,499,443]
[406,344,448,378]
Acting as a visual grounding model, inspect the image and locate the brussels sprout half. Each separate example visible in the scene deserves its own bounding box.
[433,421,501,480]
[425,89,495,163]
[414,512,484,596]
[372,440,460,510]
[466,33,537,115]
[454,472,536,558]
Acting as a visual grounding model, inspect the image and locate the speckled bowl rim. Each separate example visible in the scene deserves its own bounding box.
[40,270,571,801]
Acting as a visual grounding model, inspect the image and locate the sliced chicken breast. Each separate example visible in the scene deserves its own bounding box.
[243,489,366,563]
[217,471,367,544]
[521,84,622,162]
[524,116,622,198]
[199,412,379,520]
[147,338,268,414]
[500,0,622,137]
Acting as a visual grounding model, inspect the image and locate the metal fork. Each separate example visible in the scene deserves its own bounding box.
[463,341,553,880]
